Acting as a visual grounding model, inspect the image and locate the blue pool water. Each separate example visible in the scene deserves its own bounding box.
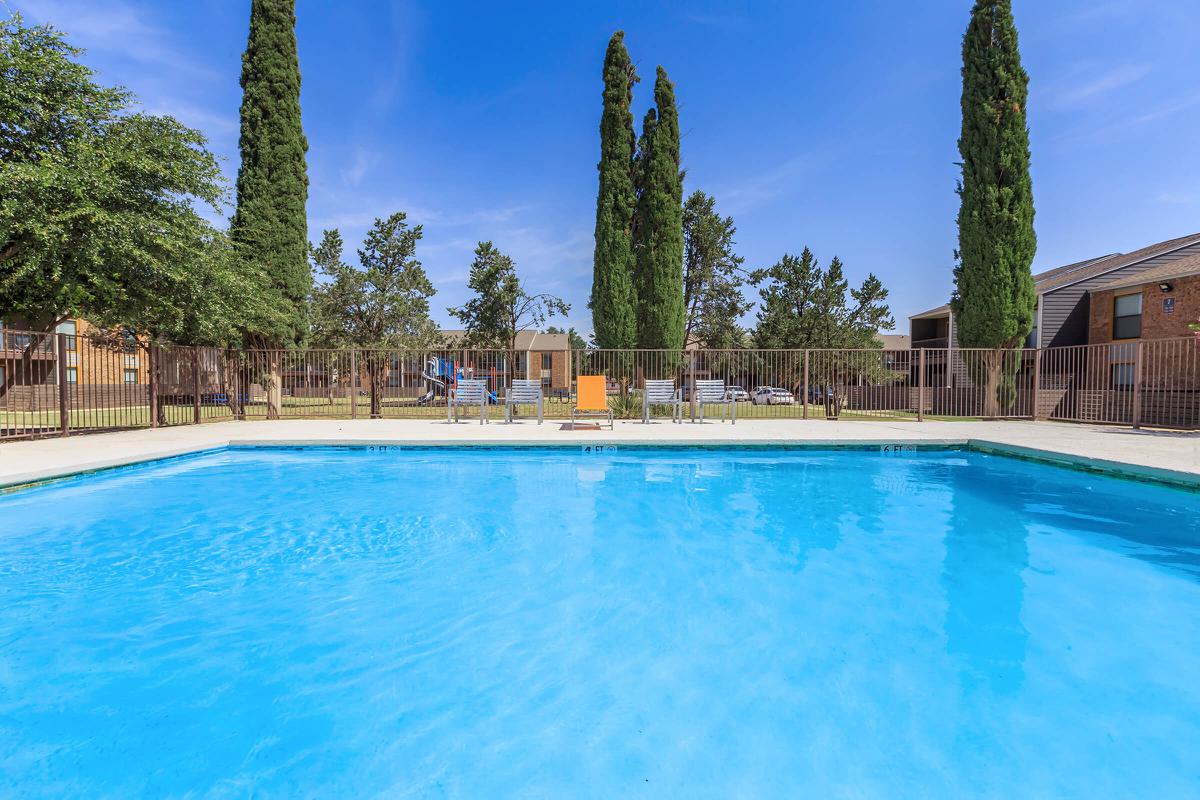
[0,446,1197,797]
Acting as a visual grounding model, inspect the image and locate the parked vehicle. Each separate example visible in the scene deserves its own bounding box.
[725,386,750,402]
[752,386,795,405]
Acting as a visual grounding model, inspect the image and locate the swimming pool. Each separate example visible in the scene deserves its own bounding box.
[1,445,1197,796]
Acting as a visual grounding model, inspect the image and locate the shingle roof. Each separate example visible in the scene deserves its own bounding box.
[1097,252,1200,292]
[1032,253,1120,284]
[1036,231,1200,294]
[875,334,911,349]
[438,329,569,350]
[909,303,950,320]
[909,232,1200,319]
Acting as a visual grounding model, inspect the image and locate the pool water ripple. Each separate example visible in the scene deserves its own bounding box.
[0,447,1197,797]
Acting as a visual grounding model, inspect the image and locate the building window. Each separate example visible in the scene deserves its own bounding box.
[56,320,77,351]
[541,352,552,370]
[541,375,551,388]
[0,365,5,387]
[1112,363,1135,387]
[65,367,78,384]
[124,368,138,384]
[1113,293,1142,340]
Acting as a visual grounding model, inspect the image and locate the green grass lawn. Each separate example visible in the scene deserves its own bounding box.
[1,403,232,431]
[3,396,962,433]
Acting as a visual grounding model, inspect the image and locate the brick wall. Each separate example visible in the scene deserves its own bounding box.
[526,349,569,389]
[1090,274,1200,343]
[1088,276,1200,393]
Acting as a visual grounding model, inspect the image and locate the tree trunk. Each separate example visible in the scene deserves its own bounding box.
[368,356,383,419]
[0,340,35,402]
[981,350,1003,419]
[151,347,167,426]
[0,318,60,401]
[222,349,243,418]
[266,351,282,419]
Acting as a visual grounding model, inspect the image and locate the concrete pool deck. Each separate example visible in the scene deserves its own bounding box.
[2,418,1199,489]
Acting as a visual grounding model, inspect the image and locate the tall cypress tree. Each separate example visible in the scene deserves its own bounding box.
[633,66,684,351]
[589,32,638,350]
[951,0,1036,415]
[231,0,310,347]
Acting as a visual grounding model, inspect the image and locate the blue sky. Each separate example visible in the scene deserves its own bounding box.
[11,0,1200,334]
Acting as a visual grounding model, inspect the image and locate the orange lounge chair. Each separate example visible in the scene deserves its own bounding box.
[570,375,614,430]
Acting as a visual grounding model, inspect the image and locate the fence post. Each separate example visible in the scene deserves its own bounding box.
[1032,348,1042,421]
[192,347,202,425]
[917,348,925,423]
[1132,340,1143,429]
[803,350,809,420]
[56,332,70,437]
[149,344,159,429]
[350,349,358,420]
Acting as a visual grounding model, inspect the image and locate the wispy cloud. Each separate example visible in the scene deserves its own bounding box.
[1155,191,1200,206]
[17,0,216,78]
[716,148,843,215]
[311,201,529,233]
[1126,92,1200,126]
[1051,91,1200,146]
[339,148,374,188]
[1058,0,1141,25]
[1042,63,1152,110]
[684,11,748,28]
[143,100,238,137]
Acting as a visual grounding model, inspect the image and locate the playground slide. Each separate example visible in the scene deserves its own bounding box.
[418,367,445,406]
[422,357,499,404]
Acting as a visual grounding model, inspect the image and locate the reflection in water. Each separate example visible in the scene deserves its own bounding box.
[941,465,1031,695]
[720,458,845,570]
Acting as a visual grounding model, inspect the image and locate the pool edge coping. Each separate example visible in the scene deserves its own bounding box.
[3,434,1199,492]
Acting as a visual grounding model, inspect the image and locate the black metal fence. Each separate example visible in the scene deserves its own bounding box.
[3,328,1197,440]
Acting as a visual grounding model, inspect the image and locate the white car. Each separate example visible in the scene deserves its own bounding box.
[752,386,796,405]
[725,386,750,402]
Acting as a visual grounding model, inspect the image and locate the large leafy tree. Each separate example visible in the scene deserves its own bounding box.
[310,214,439,418]
[752,249,893,350]
[589,32,638,350]
[231,0,310,349]
[448,241,569,376]
[0,15,254,410]
[753,250,894,416]
[683,191,751,349]
[632,66,685,351]
[951,0,1036,416]
[0,15,230,335]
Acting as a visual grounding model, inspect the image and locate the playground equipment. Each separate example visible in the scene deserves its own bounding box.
[419,356,499,405]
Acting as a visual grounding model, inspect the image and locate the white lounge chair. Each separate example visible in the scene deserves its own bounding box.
[449,378,489,424]
[642,379,682,424]
[693,379,736,424]
[505,379,543,424]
